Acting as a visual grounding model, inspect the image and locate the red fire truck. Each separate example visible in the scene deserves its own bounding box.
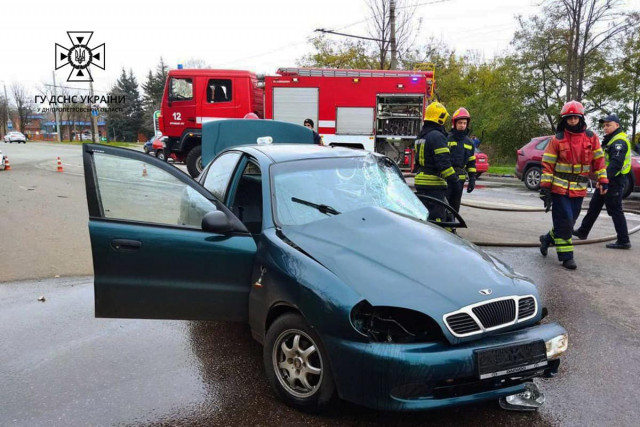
[158,67,435,177]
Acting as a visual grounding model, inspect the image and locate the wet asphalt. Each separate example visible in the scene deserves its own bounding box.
[2,143,640,426]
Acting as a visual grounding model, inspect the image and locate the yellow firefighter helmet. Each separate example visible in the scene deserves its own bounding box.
[424,102,449,125]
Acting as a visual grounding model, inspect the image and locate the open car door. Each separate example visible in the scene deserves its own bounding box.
[83,144,257,321]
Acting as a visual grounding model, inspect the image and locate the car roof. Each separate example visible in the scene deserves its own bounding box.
[237,144,371,163]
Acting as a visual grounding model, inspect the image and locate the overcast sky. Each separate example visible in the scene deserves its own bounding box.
[1,0,639,97]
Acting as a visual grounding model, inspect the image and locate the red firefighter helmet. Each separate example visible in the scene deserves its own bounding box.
[451,107,471,124]
[243,112,259,119]
[560,101,585,118]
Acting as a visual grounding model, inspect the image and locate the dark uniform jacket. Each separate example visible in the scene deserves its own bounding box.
[414,122,457,189]
[447,129,477,181]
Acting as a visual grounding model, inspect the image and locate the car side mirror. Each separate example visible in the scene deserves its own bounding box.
[201,210,234,234]
[414,193,468,229]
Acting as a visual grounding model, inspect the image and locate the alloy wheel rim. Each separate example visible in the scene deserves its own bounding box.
[272,329,323,398]
[528,170,540,186]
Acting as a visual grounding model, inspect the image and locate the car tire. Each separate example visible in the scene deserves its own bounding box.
[155,149,167,162]
[524,166,542,190]
[263,313,336,413]
[143,146,150,154]
[186,145,203,178]
[623,173,634,199]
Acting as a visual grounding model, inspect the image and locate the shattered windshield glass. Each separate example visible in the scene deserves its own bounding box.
[271,154,429,226]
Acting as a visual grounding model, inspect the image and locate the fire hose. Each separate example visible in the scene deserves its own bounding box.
[460,200,640,247]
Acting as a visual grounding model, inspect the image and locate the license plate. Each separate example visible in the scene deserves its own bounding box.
[475,341,547,380]
[478,159,486,163]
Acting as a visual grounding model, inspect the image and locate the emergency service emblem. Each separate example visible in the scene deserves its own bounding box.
[55,32,105,82]
[479,289,493,295]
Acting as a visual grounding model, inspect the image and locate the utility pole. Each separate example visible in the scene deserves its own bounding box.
[389,0,397,70]
[51,71,62,142]
[89,81,98,143]
[2,82,9,136]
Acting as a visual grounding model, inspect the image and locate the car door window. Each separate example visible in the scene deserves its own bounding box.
[93,152,215,228]
[229,161,263,234]
[535,138,550,150]
[202,152,242,200]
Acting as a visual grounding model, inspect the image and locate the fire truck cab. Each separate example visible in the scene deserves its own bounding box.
[159,67,434,177]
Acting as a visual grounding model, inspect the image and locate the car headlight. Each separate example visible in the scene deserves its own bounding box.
[545,334,568,360]
[350,300,445,343]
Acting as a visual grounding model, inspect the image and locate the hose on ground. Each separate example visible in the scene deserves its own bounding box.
[459,200,640,247]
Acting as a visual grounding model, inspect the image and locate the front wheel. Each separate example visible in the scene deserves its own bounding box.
[155,149,167,161]
[263,313,336,413]
[524,166,542,190]
[186,145,203,178]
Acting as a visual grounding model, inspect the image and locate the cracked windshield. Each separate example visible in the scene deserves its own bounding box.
[272,154,428,226]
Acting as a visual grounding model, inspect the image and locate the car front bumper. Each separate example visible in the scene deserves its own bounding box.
[324,322,566,411]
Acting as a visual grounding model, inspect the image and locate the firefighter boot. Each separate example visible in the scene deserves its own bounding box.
[539,235,549,257]
[605,241,631,249]
[562,259,577,270]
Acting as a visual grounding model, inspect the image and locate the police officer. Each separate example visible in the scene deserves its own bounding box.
[539,101,609,269]
[414,102,458,222]
[573,113,632,249]
[447,107,477,214]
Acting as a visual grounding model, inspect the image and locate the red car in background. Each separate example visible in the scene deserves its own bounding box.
[474,148,489,178]
[516,135,639,197]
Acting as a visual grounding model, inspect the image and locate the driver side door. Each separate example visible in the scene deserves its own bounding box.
[83,144,256,321]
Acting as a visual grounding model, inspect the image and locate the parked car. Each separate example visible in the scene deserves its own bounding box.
[474,148,489,178]
[144,135,164,154]
[81,140,567,413]
[0,148,5,169]
[4,131,26,143]
[517,136,638,197]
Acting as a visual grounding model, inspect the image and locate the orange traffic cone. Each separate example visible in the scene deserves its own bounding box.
[3,156,11,171]
[142,165,148,177]
[56,157,64,172]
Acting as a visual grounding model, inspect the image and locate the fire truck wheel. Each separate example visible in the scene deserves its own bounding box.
[186,145,203,178]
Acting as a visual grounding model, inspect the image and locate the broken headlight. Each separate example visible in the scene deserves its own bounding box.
[350,300,445,343]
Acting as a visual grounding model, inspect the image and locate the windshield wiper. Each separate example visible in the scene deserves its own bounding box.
[291,197,341,216]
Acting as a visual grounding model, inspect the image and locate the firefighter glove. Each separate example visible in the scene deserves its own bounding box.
[446,174,460,185]
[539,187,552,212]
[600,182,609,191]
[466,176,476,193]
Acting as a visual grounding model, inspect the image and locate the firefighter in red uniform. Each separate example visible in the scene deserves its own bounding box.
[539,101,609,269]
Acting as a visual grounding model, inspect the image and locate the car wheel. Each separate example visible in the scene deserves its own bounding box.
[623,173,634,199]
[186,145,203,178]
[143,146,150,154]
[524,166,542,190]
[155,149,167,162]
[264,313,336,413]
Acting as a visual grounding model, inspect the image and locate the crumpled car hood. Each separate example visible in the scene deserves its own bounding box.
[280,207,535,318]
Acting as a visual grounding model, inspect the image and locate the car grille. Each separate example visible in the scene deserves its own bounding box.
[444,296,537,337]
[518,297,536,319]
[472,299,516,328]
[446,313,481,335]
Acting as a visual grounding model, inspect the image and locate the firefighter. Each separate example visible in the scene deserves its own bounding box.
[446,107,477,214]
[539,101,609,269]
[414,102,458,222]
[573,113,632,249]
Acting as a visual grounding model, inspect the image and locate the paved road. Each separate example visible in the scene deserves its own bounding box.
[2,143,640,426]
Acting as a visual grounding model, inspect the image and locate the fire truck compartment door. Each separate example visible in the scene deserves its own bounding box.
[336,107,374,135]
[272,87,318,128]
[201,119,315,166]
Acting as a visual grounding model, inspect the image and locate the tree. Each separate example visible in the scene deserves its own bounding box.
[366,0,421,70]
[619,26,640,143]
[108,68,143,142]
[297,35,376,69]
[11,83,32,134]
[544,0,635,101]
[140,58,169,137]
[0,93,8,137]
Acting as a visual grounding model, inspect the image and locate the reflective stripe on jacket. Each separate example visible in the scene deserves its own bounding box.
[540,129,608,197]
